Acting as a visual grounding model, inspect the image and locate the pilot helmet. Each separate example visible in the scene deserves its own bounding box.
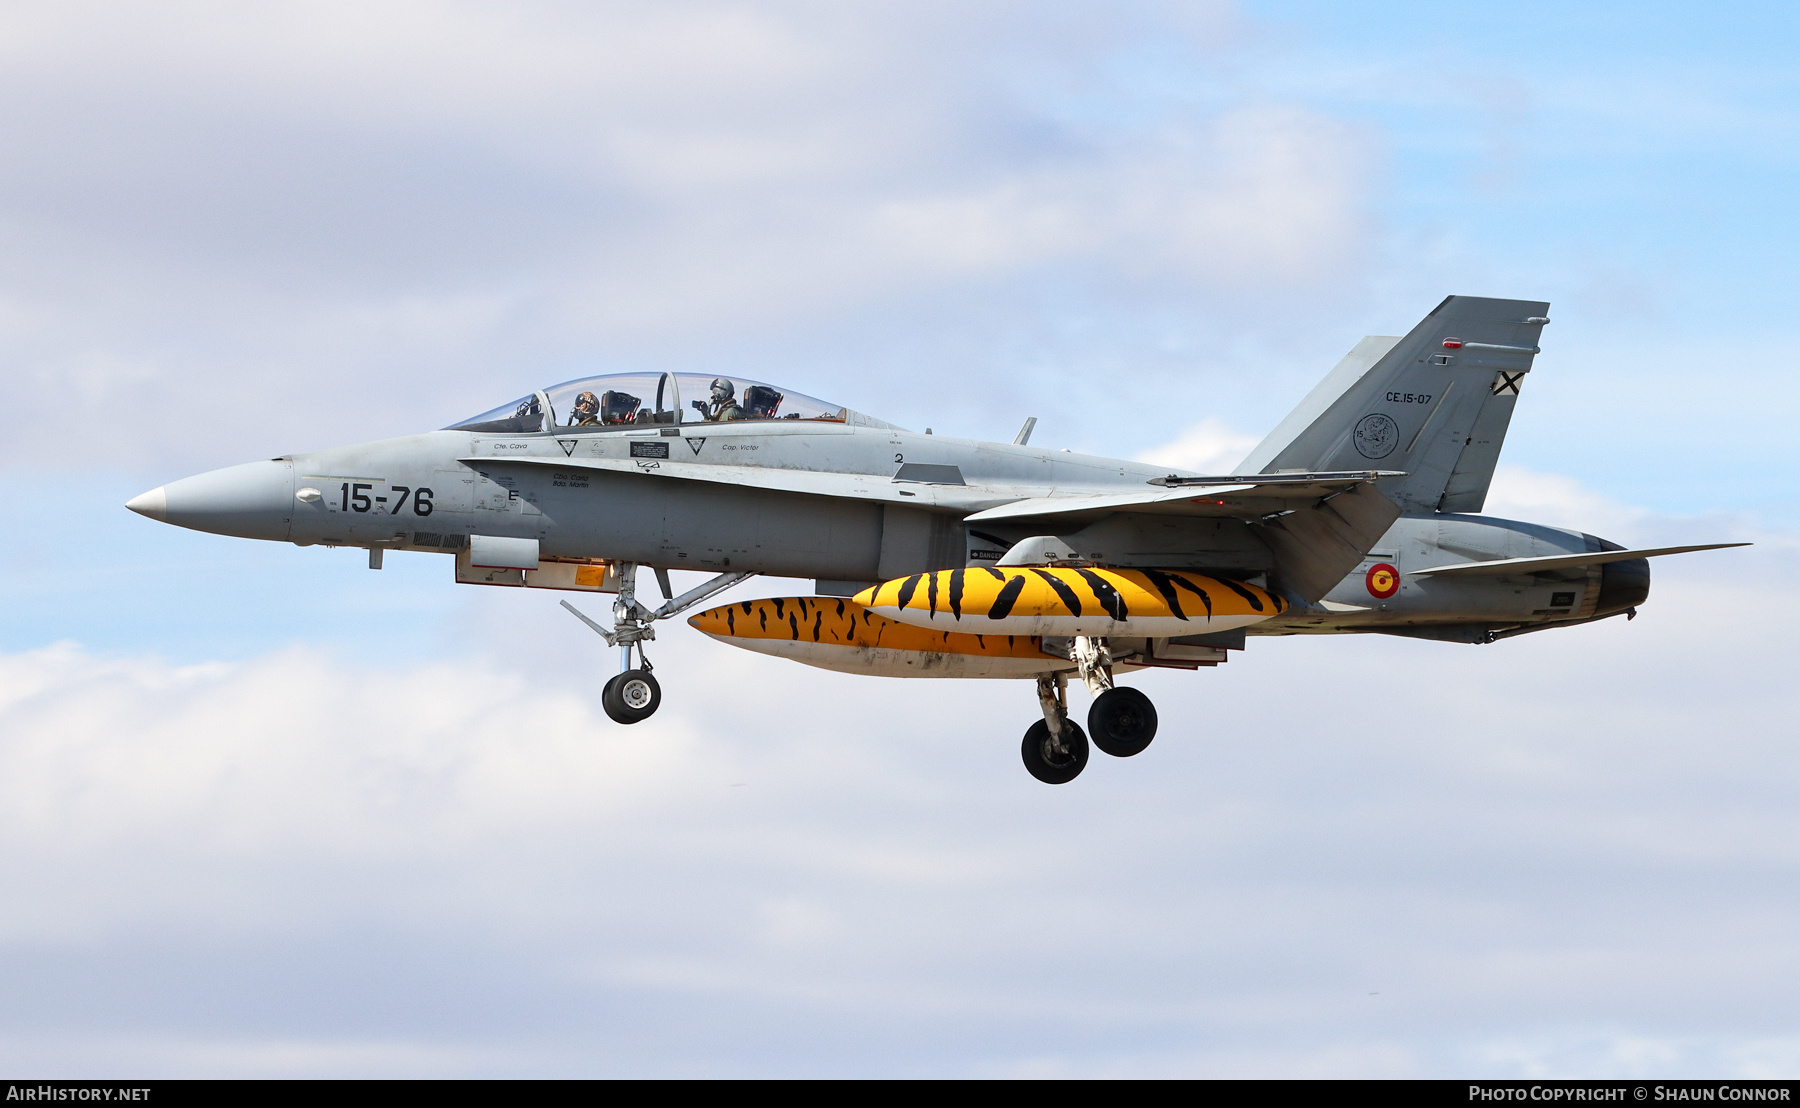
[709,377,735,400]
[572,391,599,416]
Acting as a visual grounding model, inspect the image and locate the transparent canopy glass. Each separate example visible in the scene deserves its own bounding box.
[447,372,849,433]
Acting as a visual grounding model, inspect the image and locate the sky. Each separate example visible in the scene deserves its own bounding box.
[1,0,1797,1078]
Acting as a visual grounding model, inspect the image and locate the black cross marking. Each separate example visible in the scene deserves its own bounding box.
[1492,371,1525,396]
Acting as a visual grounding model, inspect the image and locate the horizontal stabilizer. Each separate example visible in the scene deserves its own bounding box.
[1409,542,1750,577]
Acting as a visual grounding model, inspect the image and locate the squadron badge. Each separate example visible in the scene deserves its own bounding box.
[1353,413,1399,459]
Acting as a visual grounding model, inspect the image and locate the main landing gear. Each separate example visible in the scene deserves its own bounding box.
[562,562,754,725]
[1020,635,1159,784]
[1022,674,1088,784]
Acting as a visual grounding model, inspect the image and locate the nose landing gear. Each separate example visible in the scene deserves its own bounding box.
[1019,636,1160,783]
[603,668,661,724]
[562,562,755,725]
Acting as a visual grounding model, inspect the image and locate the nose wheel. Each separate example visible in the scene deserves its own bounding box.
[603,669,661,724]
[560,562,757,727]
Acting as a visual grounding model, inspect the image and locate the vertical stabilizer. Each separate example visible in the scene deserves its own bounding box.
[1243,296,1548,514]
[1239,336,1402,474]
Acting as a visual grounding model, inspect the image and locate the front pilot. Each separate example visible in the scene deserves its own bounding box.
[702,378,744,422]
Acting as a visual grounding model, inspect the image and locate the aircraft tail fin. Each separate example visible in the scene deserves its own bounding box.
[1240,296,1550,514]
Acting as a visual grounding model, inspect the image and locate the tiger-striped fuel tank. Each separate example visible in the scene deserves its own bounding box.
[851,567,1284,637]
[687,595,1071,679]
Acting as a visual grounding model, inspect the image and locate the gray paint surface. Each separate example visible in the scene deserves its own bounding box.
[130,295,1738,654]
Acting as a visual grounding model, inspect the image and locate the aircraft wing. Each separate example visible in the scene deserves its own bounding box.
[962,471,1404,523]
[470,455,1406,522]
[459,454,1034,510]
[1408,542,1750,577]
[961,486,1255,521]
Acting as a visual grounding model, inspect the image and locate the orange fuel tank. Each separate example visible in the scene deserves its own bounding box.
[852,567,1283,638]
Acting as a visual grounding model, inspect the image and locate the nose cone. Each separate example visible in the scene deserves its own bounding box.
[125,486,167,521]
[128,459,294,541]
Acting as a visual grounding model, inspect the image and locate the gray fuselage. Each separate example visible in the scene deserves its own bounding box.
[134,414,1647,646]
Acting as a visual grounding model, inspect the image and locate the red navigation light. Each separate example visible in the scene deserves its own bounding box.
[1442,338,1463,349]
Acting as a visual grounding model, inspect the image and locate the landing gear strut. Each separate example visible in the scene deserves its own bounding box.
[1021,673,1088,784]
[1019,635,1160,782]
[562,562,755,725]
[1070,634,1158,758]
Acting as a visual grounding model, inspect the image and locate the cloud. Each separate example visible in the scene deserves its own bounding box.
[2,494,1797,1075]
[2,0,1791,1080]
[0,1,1379,472]
[1482,464,1650,536]
[1134,416,1262,474]
[1134,418,1782,550]
[1474,1031,1800,1081]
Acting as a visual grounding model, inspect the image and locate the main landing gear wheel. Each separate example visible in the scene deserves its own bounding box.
[1088,686,1157,758]
[603,669,661,724]
[1021,719,1089,785]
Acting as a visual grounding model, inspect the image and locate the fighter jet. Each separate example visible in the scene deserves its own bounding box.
[126,296,1745,783]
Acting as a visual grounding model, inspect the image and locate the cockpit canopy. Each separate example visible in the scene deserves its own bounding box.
[448,372,856,434]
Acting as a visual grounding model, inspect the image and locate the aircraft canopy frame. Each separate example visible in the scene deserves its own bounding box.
[448,371,867,434]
